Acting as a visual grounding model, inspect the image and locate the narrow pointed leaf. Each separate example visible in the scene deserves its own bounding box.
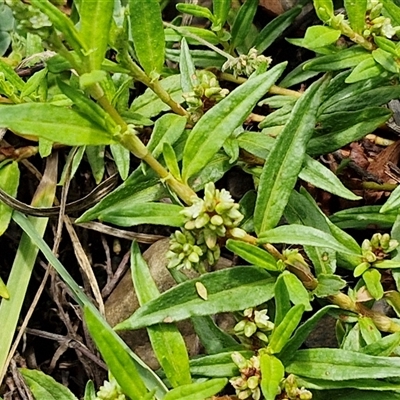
[130,242,191,387]
[268,304,305,354]
[115,267,276,330]
[230,0,258,50]
[260,354,285,400]
[84,306,149,399]
[344,0,367,34]
[182,62,287,182]
[130,0,165,74]
[0,104,113,146]
[225,239,280,271]
[179,38,197,94]
[79,0,114,70]
[258,225,361,256]
[254,74,329,233]
[212,0,231,30]
[286,348,400,380]
[20,369,78,400]
[163,378,227,400]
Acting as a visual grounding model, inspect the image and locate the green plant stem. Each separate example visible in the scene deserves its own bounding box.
[219,72,302,98]
[122,50,187,116]
[362,182,397,191]
[118,130,196,204]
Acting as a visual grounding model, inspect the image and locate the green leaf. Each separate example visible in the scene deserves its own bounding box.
[253,74,329,233]
[20,369,78,400]
[31,0,88,59]
[79,0,113,70]
[268,304,305,354]
[286,348,400,380]
[130,0,165,75]
[83,381,96,400]
[189,351,254,377]
[279,305,339,363]
[0,59,25,93]
[274,274,291,326]
[0,161,19,236]
[373,48,399,73]
[114,266,276,330]
[302,26,341,50]
[282,272,312,311]
[307,108,391,156]
[363,268,384,300]
[163,378,227,400]
[345,56,385,83]
[314,0,335,22]
[260,353,285,400]
[253,5,302,53]
[182,62,286,182]
[110,143,130,181]
[146,114,187,160]
[358,316,381,345]
[176,3,214,22]
[279,59,321,88]
[225,239,280,272]
[98,202,185,227]
[381,184,400,213]
[86,145,104,184]
[0,276,8,300]
[313,273,346,297]
[230,0,258,50]
[166,48,225,69]
[130,75,183,118]
[165,27,220,45]
[303,46,371,71]
[212,0,231,30]
[130,242,191,387]
[179,38,197,94]
[382,0,400,27]
[344,0,367,34]
[300,156,361,200]
[84,306,149,399]
[258,225,361,256]
[360,331,400,356]
[0,103,113,146]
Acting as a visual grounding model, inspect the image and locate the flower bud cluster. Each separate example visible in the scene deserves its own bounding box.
[230,352,262,400]
[167,182,245,272]
[234,308,274,343]
[183,70,229,122]
[364,0,400,38]
[96,376,126,400]
[361,233,399,262]
[222,48,272,78]
[281,374,312,400]
[5,0,53,39]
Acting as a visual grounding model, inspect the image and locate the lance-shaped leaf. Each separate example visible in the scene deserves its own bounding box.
[286,348,400,380]
[226,239,280,271]
[344,0,367,34]
[258,225,361,256]
[20,369,78,400]
[0,104,113,146]
[130,242,191,388]
[130,0,165,75]
[260,353,285,400]
[98,202,185,227]
[254,74,329,233]
[179,38,197,94]
[84,306,149,399]
[212,0,231,30]
[79,0,113,70]
[115,266,276,330]
[230,0,258,50]
[163,378,227,400]
[182,62,287,183]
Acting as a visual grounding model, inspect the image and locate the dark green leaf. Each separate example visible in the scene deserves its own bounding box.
[130,0,165,75]
[254,74,329,233]
[114,266,276,330]
[253,5,302,53]
[345,56,385,83]
[360,331,400,356]
[182,62,286,182]
[0,161,19,236]
[165,27,220,45]
[166,48,225,68]
[212,0,231,30]
[176,3,214,21]
[287,348,400,380]
[230,0,258,50]
[313,273,346,297]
